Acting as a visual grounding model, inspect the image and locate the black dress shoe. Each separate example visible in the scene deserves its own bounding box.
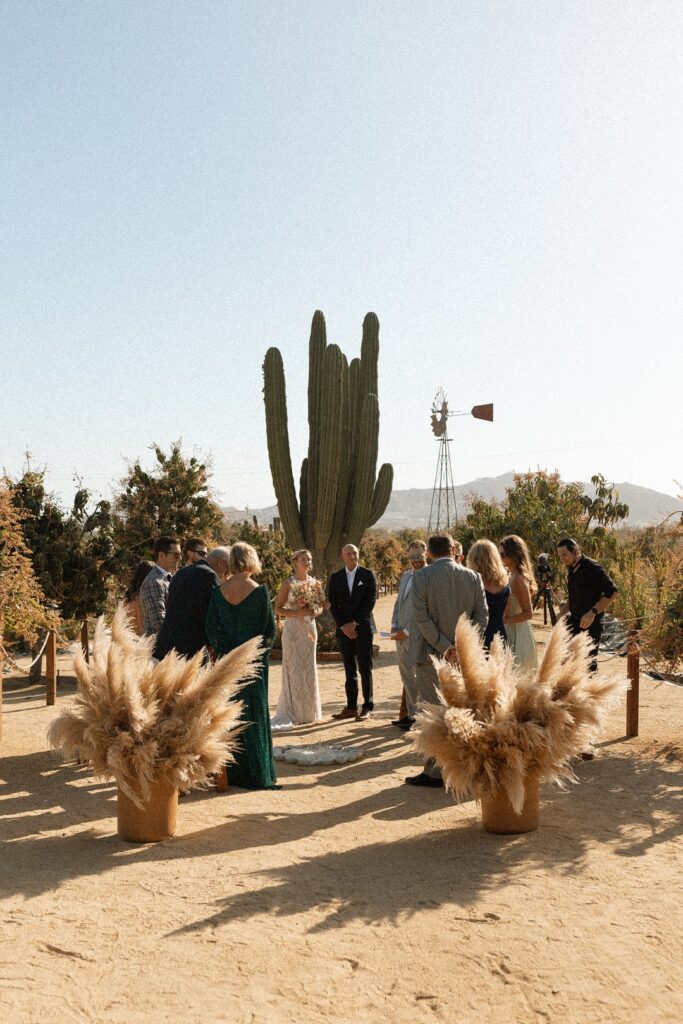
[405,773,444,788]
[397,717,415,731]
[391,716,414,728]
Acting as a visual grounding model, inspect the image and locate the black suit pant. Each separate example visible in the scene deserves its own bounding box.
[567,615,602,673]
[338,631,374,711]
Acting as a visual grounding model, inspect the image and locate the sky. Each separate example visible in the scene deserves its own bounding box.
[1,1,681,513]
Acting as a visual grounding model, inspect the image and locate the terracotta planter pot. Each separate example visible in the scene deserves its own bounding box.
[117,780,178,843]
[480,775,540,834]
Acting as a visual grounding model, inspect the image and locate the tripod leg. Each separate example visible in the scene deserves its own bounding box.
[547,589,558,626]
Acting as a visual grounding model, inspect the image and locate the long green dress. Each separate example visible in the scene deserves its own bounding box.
[205,584,278,790]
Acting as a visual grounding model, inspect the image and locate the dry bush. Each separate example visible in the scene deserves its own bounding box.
[411,616,626,812]
[49,606,262,807]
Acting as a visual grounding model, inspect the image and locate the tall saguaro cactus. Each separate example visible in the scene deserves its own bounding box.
[263,311,394,579]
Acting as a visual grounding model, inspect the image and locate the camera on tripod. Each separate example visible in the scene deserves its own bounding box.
[533,554,558,625]
[535,553,554,585]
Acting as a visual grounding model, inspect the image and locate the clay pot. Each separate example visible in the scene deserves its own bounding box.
[117,780,178,843]
[480,775,540,834]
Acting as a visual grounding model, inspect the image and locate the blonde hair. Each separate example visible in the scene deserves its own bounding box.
[228,542,262,576]
[499,535,537,597]
[291,548,312,568]
[466,539,509,589]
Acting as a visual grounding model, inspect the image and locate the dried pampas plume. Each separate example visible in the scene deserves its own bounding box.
[411,614,627,813]
[49,605,260,807]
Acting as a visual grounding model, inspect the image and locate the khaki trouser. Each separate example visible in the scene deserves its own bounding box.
[396,639,419,716]
[415,660,442,779]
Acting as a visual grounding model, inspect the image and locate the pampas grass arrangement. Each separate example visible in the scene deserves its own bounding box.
[49,606,261,809]
[411,616,627,815]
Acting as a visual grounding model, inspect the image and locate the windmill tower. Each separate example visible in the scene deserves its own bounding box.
[427,389,494,533]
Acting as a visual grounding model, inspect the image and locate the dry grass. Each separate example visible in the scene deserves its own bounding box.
[411,616,627,812]
[48,606,262,807]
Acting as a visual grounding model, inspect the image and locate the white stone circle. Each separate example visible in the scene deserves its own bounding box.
[272,744,363,766]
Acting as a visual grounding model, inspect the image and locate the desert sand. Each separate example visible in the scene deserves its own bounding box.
[1,595,681,1024]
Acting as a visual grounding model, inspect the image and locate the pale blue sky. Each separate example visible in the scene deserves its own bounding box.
[1,1,681,510]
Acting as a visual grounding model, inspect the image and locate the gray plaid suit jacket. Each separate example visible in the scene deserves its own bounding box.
[409,557,488,666]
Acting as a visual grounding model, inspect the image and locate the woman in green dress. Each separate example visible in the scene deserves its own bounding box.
[205,542,278,789]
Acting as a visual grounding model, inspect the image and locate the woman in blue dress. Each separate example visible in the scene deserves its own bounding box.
[466,539,511,650]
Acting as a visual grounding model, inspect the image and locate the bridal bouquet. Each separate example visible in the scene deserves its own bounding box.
[289,577,326,640]
[290,578,326,614]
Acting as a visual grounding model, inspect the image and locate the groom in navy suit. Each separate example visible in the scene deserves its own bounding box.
[328,544,377,721]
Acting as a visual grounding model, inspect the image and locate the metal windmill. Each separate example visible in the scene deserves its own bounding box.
[427,389,494,532]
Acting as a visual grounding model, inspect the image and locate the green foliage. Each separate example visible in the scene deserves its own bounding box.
[394,527,427,548]
[581,473,630,531]
[112,442,224,578]
[263,310,393,580]
[224,521,291,601]
[612,524,683,671]
[458,470,629,585]
[360,532,405,591]
[10,466,113,620]
[0,478,48,647]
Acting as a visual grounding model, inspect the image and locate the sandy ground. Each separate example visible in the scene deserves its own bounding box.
[1,595,681,1024]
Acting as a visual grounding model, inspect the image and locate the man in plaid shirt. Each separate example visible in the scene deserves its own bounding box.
[139,535,182,636]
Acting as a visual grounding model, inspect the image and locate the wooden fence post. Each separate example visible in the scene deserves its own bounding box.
[626,633,640,738]
[46,629,57,706]
[80,619,90,663]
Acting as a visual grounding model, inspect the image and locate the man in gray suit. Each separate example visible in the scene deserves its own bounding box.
[406,532,488,787]
[390,540,427,730]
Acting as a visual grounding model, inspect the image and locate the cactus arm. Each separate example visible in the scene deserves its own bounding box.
[262,348,305,549]
[368,463,394,526]
[347,356,362,466]
[360,312,379,399]
[306,311,327,543]
[345,394,379,544]
[312,343,344,554]
[299,458,309,543]
[325,353,350,567]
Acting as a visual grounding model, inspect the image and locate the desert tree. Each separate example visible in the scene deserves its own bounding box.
[10,463,113,620]
[111,441,224,578]
[0,477,48,652]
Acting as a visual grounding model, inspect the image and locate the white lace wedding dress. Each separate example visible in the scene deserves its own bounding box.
[271,577,322,730]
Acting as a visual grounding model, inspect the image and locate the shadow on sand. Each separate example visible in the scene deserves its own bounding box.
[1,730,680,930]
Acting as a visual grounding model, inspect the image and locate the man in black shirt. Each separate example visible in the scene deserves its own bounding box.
[557,537,617,670]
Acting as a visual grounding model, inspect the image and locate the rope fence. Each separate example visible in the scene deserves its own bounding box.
[0,610,678,747]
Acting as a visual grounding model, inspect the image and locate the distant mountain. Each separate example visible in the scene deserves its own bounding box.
[223,473,683,530]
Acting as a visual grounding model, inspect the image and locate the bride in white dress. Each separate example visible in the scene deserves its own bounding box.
[270,549,323,730]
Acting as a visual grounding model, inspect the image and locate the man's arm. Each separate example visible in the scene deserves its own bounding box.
[356,570,377,620]
[411,569,452,655]
[579,565,617,629]
[325,573,352,626]
[391,574,405,634]
[140,576,167,635]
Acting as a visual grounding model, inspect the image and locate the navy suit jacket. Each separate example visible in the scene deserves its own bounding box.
[327,566,377,638]
[153,560,219,660]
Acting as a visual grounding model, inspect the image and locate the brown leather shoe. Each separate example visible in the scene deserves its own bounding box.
[332,707,358,720]
[356,708,373,721]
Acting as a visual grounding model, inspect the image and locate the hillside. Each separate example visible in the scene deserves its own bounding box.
[224,473,683,530]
